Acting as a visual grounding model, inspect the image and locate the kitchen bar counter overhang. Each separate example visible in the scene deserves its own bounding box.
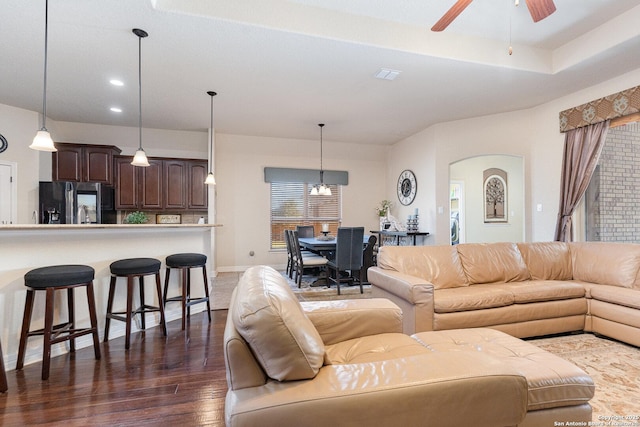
[0,223,221,370]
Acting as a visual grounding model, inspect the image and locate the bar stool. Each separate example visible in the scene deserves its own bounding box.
[104,258,167,350]
[163,253,211,330]
[16,264,101,380]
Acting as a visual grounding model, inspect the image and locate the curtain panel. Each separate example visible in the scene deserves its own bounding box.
[554,120,610,242]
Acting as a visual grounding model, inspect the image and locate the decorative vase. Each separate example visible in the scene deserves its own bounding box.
[380,216,388,230]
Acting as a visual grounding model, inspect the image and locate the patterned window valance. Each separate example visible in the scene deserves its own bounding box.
[559,85,640,133]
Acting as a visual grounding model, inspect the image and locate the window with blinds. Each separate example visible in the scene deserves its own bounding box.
[270,182,341,249]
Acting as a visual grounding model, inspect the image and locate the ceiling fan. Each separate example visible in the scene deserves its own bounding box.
[431,0,556,32]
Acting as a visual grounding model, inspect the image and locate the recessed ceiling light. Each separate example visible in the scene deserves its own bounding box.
[110,107,122,113]
[374,68,401,81]
[109,79,124,86]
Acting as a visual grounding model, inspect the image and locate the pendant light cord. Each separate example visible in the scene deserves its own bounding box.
[207,91,217,174]
[41,0,49,130]
[319,123,325,184]
[138,34,143,150]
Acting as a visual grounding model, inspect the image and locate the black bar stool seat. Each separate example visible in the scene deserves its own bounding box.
[16,264,101,380]
[104,258,167,349]
[163,253,211,330]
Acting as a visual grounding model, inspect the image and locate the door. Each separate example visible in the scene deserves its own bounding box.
[0,162,16,224]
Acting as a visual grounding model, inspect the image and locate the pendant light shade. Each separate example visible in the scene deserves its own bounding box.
[205,91,217,185]
[131,28,150,167]
[310,123,331,196]
[30,0,57,152]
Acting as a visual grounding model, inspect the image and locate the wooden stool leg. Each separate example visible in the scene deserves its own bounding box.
[42,287,56,380]
[202,265,211,322]
[155,272,167,336]
[125,276,134,350]
[104,276,116,342]
[163,267,170,306]
[16,289,36,370]
[86,282,101,360]
[67,287,76,353]
[138,275,146,330]
[181,268,188,330]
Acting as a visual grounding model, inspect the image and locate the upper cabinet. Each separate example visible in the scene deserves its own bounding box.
[52,143,121,185]
[187,160,208,210]
[114,156,207,211]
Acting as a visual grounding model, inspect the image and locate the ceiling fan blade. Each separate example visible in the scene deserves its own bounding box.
[525,0,556,23]
[431,0,474,32]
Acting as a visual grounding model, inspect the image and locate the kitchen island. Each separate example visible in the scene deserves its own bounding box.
[0,223,220,372]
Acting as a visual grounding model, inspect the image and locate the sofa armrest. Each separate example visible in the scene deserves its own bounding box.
[301,298,402,345]
[226,351,528,427]
[368,267,435,334]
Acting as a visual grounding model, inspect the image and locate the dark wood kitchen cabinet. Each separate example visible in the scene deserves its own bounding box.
[53,143,121,185]
[115,156,207,211]
[188,160,209,210]
[164,160,187,209]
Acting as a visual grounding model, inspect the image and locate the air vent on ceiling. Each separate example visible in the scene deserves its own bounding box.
[374,68,401,81]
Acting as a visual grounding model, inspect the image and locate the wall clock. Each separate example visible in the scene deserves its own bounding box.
[397,169,417,205]
[0,134,7,153]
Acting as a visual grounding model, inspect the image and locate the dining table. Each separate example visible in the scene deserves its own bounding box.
[297,234,374,286]
[298,235,370,256]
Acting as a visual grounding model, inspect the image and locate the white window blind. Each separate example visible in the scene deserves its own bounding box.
[270,182,341,249]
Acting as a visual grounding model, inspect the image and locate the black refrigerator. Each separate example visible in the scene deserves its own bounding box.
[39,181,117,224]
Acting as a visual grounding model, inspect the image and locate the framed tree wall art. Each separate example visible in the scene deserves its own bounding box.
[483,168,507,223]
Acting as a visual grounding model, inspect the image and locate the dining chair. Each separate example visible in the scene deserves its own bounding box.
[284,229,295,279]
[326,227,365,295]
[296,225,315,238]
[359,234,377,284]
[291,230,328,287]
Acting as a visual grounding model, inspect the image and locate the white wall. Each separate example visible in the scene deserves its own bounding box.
[450,155,524,243]
[387,68,640,245]
[0,104,43,224]
[215,133,388,271]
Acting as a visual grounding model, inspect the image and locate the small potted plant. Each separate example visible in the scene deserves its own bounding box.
[123,211,148,224]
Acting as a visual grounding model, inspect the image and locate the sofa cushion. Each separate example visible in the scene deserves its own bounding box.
[376,245,468,289]
[590,285,640,310]
[571,242,640,289]
[231,265,324,381]
[499,280,585,303]
[434,285,514,313]
[324,333,430,364]
[411,328,595,412]
[457,242,531,284]
[517,242,573,280]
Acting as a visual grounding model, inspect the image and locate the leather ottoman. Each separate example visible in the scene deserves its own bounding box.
[412,328,595,426]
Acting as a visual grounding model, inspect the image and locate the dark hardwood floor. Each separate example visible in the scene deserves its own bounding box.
[0,310,228,426]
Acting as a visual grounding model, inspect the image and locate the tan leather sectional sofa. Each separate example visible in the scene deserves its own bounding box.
[368,241,640,347]
[224,265,594,426]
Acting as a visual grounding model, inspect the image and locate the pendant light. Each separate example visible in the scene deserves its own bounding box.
[30,0,57,152]
[131,28,150,167]
[204,91,217,185]
[310,123,331,196]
